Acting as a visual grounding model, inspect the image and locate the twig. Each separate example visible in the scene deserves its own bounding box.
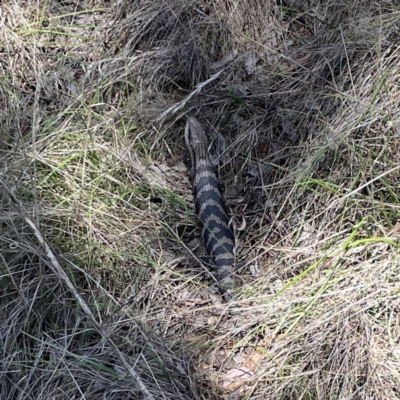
[158,69,224,121]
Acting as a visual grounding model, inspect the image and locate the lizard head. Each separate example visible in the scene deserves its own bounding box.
[185,117,209,148]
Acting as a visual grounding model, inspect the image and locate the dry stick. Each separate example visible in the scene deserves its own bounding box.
[2,182,154,400]
[158,69,224,121]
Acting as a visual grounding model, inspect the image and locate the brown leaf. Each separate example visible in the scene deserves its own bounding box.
[222,367,253,391]
[243,352,262,370]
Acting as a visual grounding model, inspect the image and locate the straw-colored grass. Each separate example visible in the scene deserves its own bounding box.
[1,0,400,399]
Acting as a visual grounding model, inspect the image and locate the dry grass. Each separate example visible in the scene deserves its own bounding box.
[1,0,400,399]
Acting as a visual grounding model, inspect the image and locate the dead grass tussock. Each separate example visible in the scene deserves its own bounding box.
[1,0,400,399]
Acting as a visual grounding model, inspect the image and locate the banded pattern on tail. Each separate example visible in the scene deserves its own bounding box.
[185,117,236,301]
